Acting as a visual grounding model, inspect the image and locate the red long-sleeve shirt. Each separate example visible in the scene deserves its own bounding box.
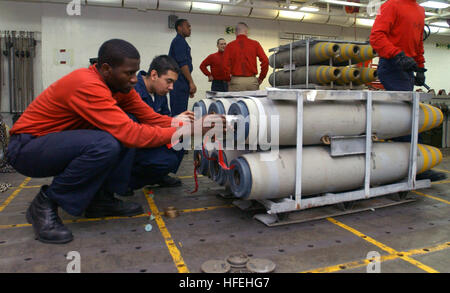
[199,51,227,81]
[10,65,178,148]
[223,34,269,82]
[369,0,425,67]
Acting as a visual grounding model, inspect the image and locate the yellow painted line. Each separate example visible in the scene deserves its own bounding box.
[302,253,398,273]
[302,241,450,273]
[433,168,450,174]
[327,217,440,273]
[178,205,234,214]
[178,175,204,179]
[431,180,450,185]
[0,177,31,212]
[412,190,450,205]
[0,213,148,229]
[143,189,189,273]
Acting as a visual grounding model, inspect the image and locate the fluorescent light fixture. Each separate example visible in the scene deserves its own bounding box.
[356,18,375,26]
[192,2,222,10]
[420,1,450,9]
[279,10,305,19]
[300,6,320,12]
[320,0,366,7]
[431,21,450,28]
[289,5,298,9]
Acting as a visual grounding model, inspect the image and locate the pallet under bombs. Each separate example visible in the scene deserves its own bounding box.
[228,143,442,200]
[269,42,340,69]
[268,65,341,86]
[227,98,443,146]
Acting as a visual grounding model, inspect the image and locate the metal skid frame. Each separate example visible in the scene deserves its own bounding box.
[226,88,433,226]
[269,38,371,90]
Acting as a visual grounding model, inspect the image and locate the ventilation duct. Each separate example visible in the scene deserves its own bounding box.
[86,0,122,7]
[123,0,158,10]
[302,12,329,24]
[221,5,251,17]
[158,0,192,12]
[191,1,222,14]
[249,7,279,19]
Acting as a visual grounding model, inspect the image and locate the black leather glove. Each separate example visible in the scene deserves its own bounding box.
[393,51,417,72]
[414,67,427,86]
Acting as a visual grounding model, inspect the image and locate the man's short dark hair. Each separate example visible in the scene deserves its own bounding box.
[148,55,180,76]
[217,38,225,45]
[97,39,140,68]
[175,19,188,32]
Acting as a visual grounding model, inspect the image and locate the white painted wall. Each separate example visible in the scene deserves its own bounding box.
[1,0,449,113]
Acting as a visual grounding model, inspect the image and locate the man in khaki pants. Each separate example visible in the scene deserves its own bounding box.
[223,22,269,91]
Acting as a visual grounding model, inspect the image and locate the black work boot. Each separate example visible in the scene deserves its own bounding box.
[84,189,143,218]
[26,185,73,244]
[157,175,182,187]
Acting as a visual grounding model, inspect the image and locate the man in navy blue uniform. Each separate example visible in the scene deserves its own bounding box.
[129,55,194,192]
[169,18,196,117]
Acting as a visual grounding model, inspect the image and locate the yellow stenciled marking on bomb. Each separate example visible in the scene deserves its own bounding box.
[419,103,429,132]
[426,145,437,168]
[418,144,429,173]
[425,104,437,131]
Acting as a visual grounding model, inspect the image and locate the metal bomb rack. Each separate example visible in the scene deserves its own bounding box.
[269,38,370,90]
[212,88,433,226]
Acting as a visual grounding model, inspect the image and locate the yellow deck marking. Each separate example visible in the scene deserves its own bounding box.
[412,190,450,205]
[144,189,189,273]
[433,168,450,174]
[431,180,450,185]
[327,217,439,273]
[0,177,31,212]
[302,241,450,273]
[178,205,234,214]
[0,213,148,229]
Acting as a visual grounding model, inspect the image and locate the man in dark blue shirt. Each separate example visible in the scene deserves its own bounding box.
[129,55,194,192]
[169,19,196,117]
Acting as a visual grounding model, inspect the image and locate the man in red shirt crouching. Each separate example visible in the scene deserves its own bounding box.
[6,39,224,244]
[223,22,269,92]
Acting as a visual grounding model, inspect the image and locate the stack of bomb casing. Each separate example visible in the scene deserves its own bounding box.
[193,91,444,202]
[268,40,378,89]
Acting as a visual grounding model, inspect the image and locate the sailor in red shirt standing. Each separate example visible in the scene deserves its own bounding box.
[370,1,446,182]
[199,38,228,92]
[369,0,426,91]
[6,39,225,244]
[223,22,269,92]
